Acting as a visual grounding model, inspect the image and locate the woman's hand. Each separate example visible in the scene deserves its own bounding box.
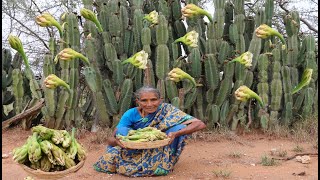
[107,136,126,148]
[167,132,178,144]
[115,137,126,148]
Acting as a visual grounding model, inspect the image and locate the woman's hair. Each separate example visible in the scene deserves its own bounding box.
[135,86,161,99]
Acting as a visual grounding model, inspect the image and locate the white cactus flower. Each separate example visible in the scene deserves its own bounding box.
[122,50,149,70]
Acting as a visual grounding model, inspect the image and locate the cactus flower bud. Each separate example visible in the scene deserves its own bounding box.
[235,85,265,107]
[143,10,158,24]
[44,74,71,92]
[36,12,63,37]
[122,50,148,69]
[174,30,199,48]
[54,48,90,65]
[291,68,313,94]
[80,8,103,32]
[168,68,201,87]
[8,34,24,54]
[8,34,30,69]
[181,3,213,23]
[229,51,253,68]
[255,24,286,49]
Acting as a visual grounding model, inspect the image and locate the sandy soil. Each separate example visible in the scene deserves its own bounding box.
[2,127,318,180]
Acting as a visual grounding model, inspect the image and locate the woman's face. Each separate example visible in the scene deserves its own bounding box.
[136,92,162,114]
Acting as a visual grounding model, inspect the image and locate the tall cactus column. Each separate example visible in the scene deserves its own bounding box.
[281,11,300,125]
[296,35,317,118]
[61,12,82,129]
[230,0,251,130]
[155,14,170,99]
[203,1,222,127]
[269,48,283,128]
[83,36,111,131]
[256,54,270,130]
[2,49,24,120]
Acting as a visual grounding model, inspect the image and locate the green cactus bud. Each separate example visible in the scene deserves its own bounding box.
[54,48,90,65]
[44,74,71,93]
[181,3,213,23]
[235,85,265,107]
[35,12,63,37]
[291,68,313,94]
[143,10,158,25]
[174,30,199,48]
[167,68,201,87]
[229,51,253,68]
[122,50,148,69]
[80,8,103,32]
[255,24,286,49]
[8,34,29,69]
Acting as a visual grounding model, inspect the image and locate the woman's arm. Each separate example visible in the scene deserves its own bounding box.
[167,119,206,143]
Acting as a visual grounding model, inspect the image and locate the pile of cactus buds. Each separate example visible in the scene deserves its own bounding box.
[117,127,168,142]
[12,126,86,172]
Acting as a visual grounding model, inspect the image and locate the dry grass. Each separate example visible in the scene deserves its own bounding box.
[260,154,279,166]
[292,145,304,153]
[228,151,243,158]
[193,115,317,144]
[212,169,232,178]
[89,127,114,144]
[291,115,318,146]
[189,126,235,142]
[265,115,318,148]
[270,148,287,157]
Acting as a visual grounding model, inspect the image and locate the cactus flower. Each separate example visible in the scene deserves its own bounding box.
[291,68,313,94]
[80,8,103,32]
[255,24,286,49]
[168,68,201,87]
[36,12,63,37]
[235,85,265,107]
[44,74,71,93]
[181,4,213,23]
[143,10,158,24]
[122,50,148,69]
[229,51,253,68]
[8,34,30,69]
[54,48,90,65]
[174,30,199,48]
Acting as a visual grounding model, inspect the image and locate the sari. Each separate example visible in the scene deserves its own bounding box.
[93,103,194,177]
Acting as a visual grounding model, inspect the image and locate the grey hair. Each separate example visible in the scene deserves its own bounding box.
[135,86,161,99]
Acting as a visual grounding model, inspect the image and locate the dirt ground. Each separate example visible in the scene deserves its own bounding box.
[2,127,318,180]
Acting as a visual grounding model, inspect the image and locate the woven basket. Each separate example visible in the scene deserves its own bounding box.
[120,138,170,149]
[19,159,85,179]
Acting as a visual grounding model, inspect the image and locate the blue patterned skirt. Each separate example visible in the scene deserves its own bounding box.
[93,124,187,177]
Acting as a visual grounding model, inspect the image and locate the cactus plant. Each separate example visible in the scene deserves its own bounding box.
[5,0,317,132]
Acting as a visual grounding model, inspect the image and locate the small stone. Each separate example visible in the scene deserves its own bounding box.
[301,155,311,164]
[2,154,9,159]
[296,155,310,164]
[250,163,255,166]
[24,176,34,180]
[295,156,302,162]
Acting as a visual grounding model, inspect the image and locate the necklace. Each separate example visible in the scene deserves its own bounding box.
[138,107,145,117]
[138,108,148,122]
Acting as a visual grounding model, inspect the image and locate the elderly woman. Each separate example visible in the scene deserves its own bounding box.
[93,86,206,177]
